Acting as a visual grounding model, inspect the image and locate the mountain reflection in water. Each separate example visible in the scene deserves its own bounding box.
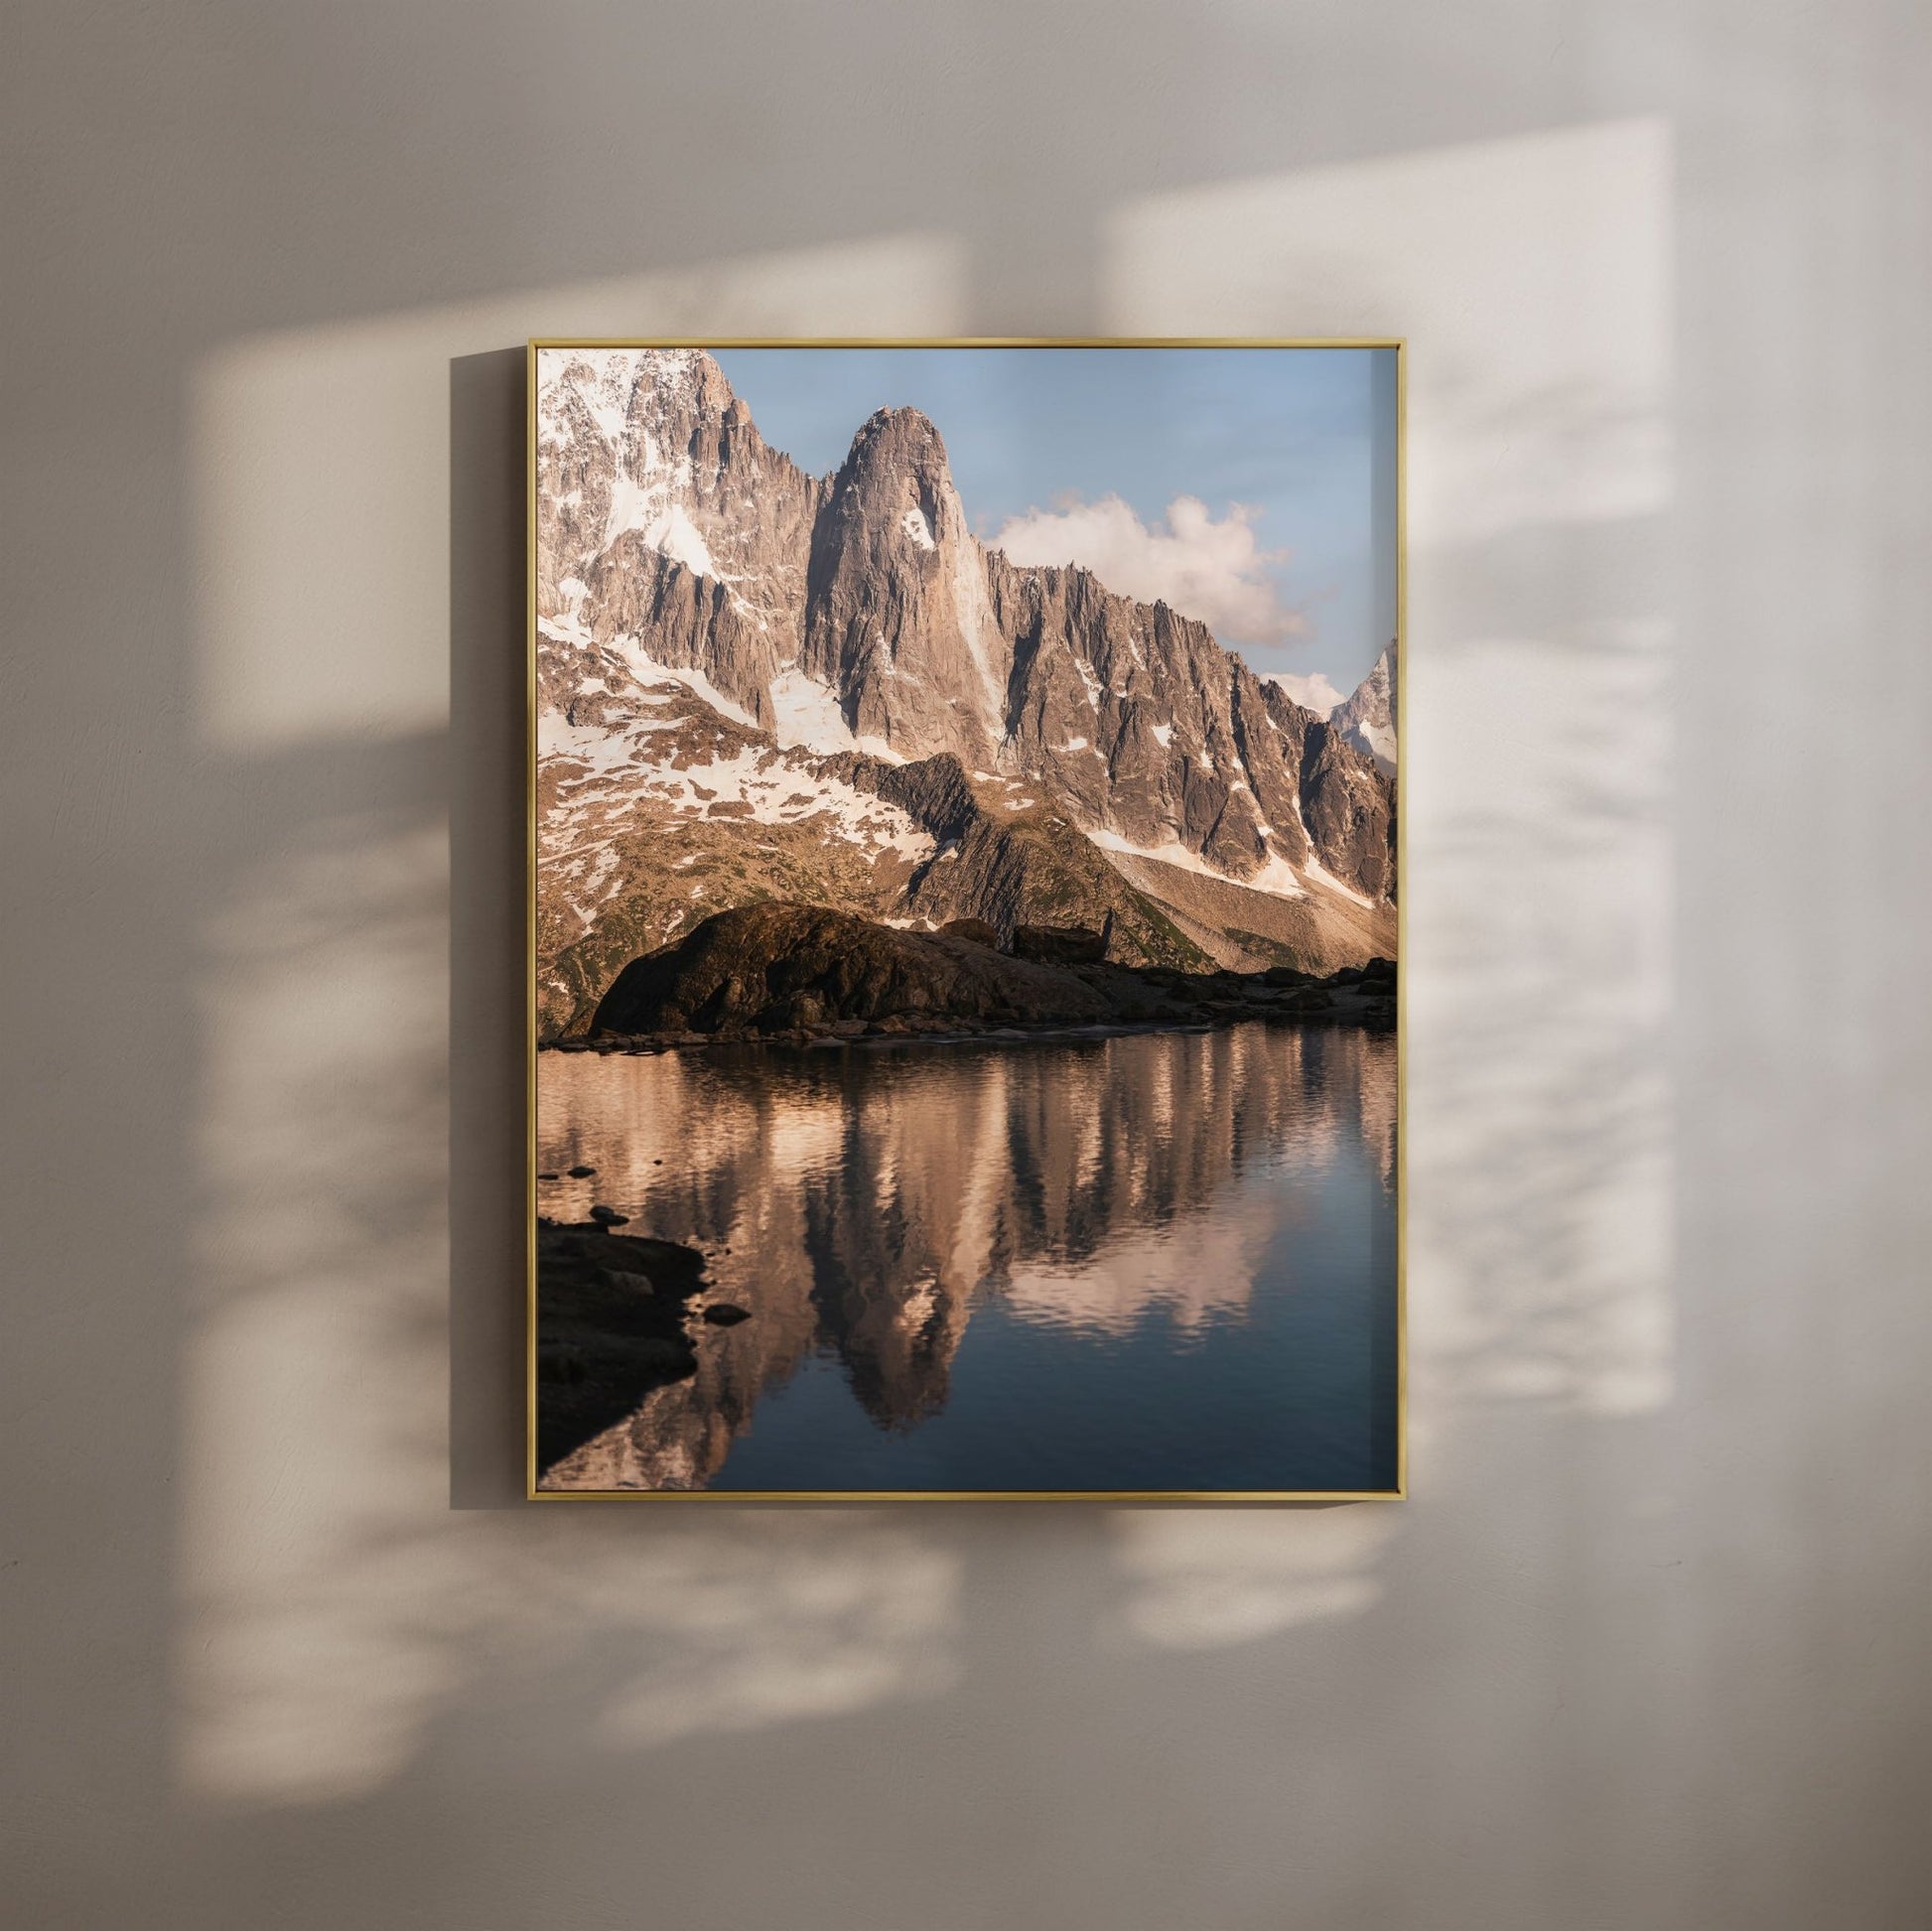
[537,1026,1398,1493]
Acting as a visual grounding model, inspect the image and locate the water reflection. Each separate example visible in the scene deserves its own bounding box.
[537,1027,1397,1493]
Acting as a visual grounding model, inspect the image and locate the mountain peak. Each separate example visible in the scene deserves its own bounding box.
[641,346,737,420]
[538,346,739,448]
[826,405,963,562]
[857,403,942,436]
[1331,641,1397,773]
[843,406,951,478]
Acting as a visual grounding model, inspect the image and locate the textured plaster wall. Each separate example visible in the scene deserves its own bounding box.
[4,5,1928,1927]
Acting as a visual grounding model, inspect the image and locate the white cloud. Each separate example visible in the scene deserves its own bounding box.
[989,493,1308,646]
[1267,671,1344,717]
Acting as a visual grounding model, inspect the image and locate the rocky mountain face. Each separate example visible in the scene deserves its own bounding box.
[1329,640,1397,774]
[536,348,1396,1033]
[538,347,825,673]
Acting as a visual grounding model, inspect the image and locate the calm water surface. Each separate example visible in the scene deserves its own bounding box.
[538,1026,1397,1492]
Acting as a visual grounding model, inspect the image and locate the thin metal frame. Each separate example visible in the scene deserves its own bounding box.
[524,337,1406,1503]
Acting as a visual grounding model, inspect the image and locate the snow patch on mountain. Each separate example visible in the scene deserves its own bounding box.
[542,712,689,770]
[1243,853,1311,898]
[1352,718,1395,767]
[1088,828,1306,899]
[625,746,933,858]
[1303,853,1374,907]
[605,488,715,577]
[768,667,858,754]
[612,639,756,726]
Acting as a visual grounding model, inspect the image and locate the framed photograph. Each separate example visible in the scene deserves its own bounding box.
[527,338,1402,1499]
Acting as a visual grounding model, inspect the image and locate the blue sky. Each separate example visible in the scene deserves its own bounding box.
[712,345,1397,706]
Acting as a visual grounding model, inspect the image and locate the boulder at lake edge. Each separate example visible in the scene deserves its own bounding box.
[592,903,1111,1037]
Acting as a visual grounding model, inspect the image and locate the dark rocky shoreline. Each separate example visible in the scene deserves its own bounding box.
[534,1218,710,1475]
[542,902,1395,1055]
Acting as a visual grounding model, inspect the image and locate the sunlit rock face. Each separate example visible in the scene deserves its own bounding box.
[533,348,1397,1034]
[804,405,1014,766]
[537,346,826,681]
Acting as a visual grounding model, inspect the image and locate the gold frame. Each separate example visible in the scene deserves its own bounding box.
[524,337,1406,1503]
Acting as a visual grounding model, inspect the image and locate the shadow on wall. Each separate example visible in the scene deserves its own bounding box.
[172,119,1683,1927]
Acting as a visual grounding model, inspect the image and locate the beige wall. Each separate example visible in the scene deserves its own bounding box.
[5,5,1928,1926]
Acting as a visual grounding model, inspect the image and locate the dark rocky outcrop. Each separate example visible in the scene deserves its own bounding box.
[535,1219,709,1476]
[819,749,982,848]
[580,902,1396,1047]
[591,903,1112,1037]
[938,916,1000,947]
[1013,923,1107,966]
